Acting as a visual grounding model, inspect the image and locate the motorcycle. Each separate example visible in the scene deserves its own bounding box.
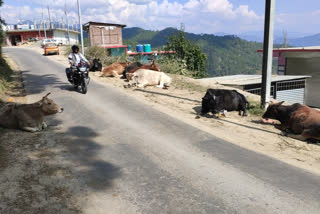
[67,61,90,94]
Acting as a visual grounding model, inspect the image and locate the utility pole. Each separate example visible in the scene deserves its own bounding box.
[42,5,47,39]
[47,5,52,30]
[261,0,275,108]
[77,0,85,55]
[65,0,71,45]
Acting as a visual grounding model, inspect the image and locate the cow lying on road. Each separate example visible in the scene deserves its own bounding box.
[122,61,160,80]
[101,62,129,77]
[0,93,63,132]
[125,69,171,89]
[200,89,249,117]
[263,101,320,141]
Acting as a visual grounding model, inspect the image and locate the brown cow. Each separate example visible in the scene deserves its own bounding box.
[262,101,320,141]
[0,93,63,132]
[101,62,130,77]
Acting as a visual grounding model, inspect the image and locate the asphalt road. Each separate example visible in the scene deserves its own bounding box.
[4,47,320,214]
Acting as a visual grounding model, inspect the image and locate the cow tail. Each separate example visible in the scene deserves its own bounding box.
[237,92,249,109]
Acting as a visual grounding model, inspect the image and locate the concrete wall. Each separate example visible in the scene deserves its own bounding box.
[286,57,320,107]
[53,30,79,45]
[88,25,123,47]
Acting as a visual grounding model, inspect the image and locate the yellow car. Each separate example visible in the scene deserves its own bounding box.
[44,43,60,55]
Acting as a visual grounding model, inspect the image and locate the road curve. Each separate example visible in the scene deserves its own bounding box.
[4,47,320,214]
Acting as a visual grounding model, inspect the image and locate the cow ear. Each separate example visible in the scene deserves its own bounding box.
[34,101,43,107]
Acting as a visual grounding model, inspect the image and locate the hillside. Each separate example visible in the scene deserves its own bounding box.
[123,27,263,77]
[288,33,320,47]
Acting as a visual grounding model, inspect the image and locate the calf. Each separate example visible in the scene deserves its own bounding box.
[126,69,171,89]
[101,62,129,77]
[201,89,248,116]
[89,58,102,72]
[262,101,320,141]
[0,93,63,132]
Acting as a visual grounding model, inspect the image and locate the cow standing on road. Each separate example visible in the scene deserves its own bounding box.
[200,89,249,117]
[262,101,320,141]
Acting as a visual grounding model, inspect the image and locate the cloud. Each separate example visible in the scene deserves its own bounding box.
[0,0,268,34]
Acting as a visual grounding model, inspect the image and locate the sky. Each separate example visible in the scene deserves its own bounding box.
[1,0,320,36]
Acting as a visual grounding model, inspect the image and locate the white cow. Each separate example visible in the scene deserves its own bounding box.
[126,69,171,89]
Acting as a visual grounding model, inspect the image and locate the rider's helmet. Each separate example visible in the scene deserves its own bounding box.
[71,45,79,53]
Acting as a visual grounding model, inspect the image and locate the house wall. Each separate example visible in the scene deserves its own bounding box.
[88,25,123,46]
[6,31,53,45]
[53,30,79,45]
[286,57,320,107]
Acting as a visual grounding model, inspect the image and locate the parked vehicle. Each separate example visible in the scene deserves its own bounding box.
[67,61,90,94]
[41,39,62,47]
[44,43,59,55]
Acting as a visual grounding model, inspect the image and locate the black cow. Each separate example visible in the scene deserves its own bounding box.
[89,58,102,72]
[201,89,249,116]
[122,62,143,79]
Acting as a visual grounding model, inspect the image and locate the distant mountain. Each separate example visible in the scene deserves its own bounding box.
[237,30,315,45]
[123,27,264,77]
[288,33,320,47]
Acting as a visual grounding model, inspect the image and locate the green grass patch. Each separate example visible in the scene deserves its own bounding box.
[0,57,14,102]
[248,100,265,116]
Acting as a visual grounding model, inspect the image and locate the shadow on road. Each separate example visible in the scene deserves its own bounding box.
[134,88,201,104]
[21,70,71,94]
[54,125,122,191]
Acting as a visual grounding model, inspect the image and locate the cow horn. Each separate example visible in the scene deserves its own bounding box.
[44,92,51,98]
[278,101,285,106]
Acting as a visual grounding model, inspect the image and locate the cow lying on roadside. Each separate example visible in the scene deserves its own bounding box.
[0,93,63,132]
[262,101,320,141]
[101,62,129,77]
[122,61,160,80]
[125,69,171,89]
[200,89,249,117]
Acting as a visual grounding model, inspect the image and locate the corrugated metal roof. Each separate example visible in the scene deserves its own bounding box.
[199,75,311,86]
[83,22,126,29]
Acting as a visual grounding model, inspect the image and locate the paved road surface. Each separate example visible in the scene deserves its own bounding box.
[4,47,320,214]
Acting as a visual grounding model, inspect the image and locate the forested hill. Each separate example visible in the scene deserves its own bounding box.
[123,27,263,77]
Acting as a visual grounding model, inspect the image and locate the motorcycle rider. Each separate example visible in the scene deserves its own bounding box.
[66,45,90,82]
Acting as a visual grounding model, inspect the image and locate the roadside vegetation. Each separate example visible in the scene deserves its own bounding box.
[0,58,13,103]
[0,0,11,103]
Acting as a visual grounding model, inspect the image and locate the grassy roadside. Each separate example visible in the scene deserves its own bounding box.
[0,56,13,104]
[0,54,25,105]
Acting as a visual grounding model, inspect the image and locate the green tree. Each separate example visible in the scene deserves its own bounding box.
[165,30,208,78]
